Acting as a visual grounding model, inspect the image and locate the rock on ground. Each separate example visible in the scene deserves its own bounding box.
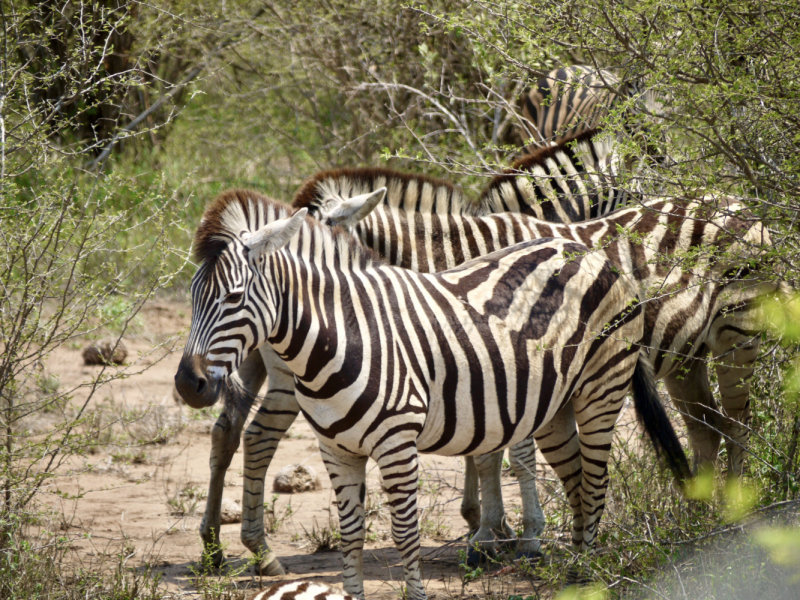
[220,497,242,524]
[272,464,322,494]
[82,339,128,365]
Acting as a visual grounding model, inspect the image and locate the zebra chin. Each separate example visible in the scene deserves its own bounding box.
[174,354,223,409]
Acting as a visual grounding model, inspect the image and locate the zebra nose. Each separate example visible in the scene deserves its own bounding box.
[174,355,219,409]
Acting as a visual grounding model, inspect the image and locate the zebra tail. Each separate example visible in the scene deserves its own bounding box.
[630,356,692,487]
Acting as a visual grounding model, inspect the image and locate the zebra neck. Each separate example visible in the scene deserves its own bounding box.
[264,251,364,384]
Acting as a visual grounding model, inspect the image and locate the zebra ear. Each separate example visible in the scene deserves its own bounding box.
[326,187,386,227]
[243,208,307,258]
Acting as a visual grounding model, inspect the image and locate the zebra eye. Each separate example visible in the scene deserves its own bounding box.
[225,291,244,304]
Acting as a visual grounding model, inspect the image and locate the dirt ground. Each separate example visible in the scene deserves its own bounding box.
[38,299,643,599]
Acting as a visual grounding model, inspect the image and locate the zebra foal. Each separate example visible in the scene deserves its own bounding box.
[176,193,690,598]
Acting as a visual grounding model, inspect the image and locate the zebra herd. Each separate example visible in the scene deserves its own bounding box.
[174,66,783,598]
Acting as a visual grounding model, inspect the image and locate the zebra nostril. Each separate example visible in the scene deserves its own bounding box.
[196,376,208,395]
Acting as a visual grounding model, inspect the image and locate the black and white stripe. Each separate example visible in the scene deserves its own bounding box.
[522,65,663,150]
[177,194,690,598]
[292,170,776,556]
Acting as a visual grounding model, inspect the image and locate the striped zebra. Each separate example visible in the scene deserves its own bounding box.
[521,65,663,154]
[175,194,690,598]
[290,169,775,557]
[179,127,639,574]
[248,581,354,600]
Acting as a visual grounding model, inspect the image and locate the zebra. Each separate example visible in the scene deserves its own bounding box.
[290,168,775,557]
[175,193,690,598]
[521,65,664,158]
[180,126,638,574]
[248,581,355,600]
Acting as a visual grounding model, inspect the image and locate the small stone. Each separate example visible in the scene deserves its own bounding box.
[82,339,128,365]
[272,464,322,494]
[220,497,242,524]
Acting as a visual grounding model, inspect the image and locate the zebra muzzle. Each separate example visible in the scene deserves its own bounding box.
[174,354,222,409]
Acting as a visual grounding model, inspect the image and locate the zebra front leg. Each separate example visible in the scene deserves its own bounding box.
[460,456,481,534]
[199,408,246,569]
[663,357,722,473]
[199,350,266,569]
[319,444,369,600]
[377,443,426,600]
[241,355,298,576]
[466,451,514,565]
[509,437,545,559]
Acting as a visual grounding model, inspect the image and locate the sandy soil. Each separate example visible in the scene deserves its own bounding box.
[37,299,643,599]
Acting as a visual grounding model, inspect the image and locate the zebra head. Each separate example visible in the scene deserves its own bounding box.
[174,206,307,408]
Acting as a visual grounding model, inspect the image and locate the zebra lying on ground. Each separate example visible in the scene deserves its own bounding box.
[176,193,690,598]
[291,168,776,558]
[177,126,636,575]
[248,581,354,600]
[521,65,664,151]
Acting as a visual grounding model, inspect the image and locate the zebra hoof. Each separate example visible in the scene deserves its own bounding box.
[256,552,286,577]
[200,548,224,572]
[465,545,494,567]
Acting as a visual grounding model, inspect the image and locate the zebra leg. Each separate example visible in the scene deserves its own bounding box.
[466,451,514,565]
[319,444,369,600]
[663,357,722,473]
[534,405,583,553]
[509,437,545,559]
[241,350,298,576]
[199,409,245,569]
[460,456,481,534]
[376,444,426,600]
[714,338,759,477]
[199,350,266,569]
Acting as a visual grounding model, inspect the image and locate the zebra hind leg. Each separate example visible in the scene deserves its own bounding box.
[465,451,514,565]
[376,443,426,600]
[534,405,584,554]
[509,437,545,560]
[663,357,722,474]
[715,342,758,477]
[319,445,369,600]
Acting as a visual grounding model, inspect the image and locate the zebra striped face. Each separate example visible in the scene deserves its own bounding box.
[175,210,307,409]
[176,238,260,408]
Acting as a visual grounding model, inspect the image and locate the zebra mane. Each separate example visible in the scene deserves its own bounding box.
[194,189,291,263]
[292,167,475,215]
[195,188,382,270]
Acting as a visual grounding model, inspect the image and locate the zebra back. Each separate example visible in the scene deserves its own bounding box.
[293,130,635,225]
[293,167,472,216]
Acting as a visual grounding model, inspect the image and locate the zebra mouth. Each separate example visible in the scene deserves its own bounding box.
[207,365,228,380]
